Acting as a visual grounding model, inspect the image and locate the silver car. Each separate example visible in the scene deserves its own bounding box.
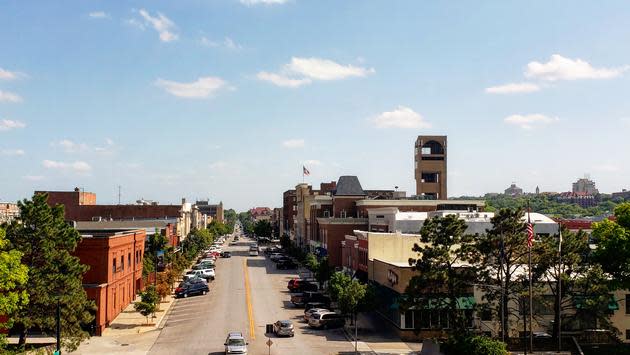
[224,332,248,354]
[304,308,329,322]
[273,320,294,337]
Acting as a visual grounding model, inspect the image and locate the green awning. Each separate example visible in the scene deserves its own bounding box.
[574,295,619,311]
[406,296,475,310]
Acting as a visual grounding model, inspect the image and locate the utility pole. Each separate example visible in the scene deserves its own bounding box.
[55,300,61,355]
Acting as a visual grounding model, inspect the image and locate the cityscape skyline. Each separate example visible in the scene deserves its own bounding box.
[2,1,630,211]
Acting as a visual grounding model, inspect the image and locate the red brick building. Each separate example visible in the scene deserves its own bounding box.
[74,228,146,335]
[37,188,182,221]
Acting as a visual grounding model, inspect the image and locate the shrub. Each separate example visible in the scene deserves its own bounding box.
[442,335,507,355]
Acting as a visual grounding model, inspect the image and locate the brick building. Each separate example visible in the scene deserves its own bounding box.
[414,135,447,199]
[195,200,224,223]
[281,189,297,239]
[74,228,146,335]
[36,188,193,244]
[0,202,19,224]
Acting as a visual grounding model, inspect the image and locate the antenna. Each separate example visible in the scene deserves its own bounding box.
[118,185,121,205]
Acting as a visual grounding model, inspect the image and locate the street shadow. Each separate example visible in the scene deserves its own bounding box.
[246,259,266,268]
[109,323,142,330]
[207,352,224,355]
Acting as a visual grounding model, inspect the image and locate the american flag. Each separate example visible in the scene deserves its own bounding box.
[303,166,310,176]
[526,223,534,248]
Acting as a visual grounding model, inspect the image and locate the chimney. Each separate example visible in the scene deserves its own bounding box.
[182,198,186,205]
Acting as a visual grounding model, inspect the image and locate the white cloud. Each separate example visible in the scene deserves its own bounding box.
[42,160,92,173]
[371,106,431,129]
[200,36,242,50]
[256,72,311,88]
[0,90,23,103]
[0,68,21,80]
[52,139,89,153]
[257,57,373,87]
[0,119,26,131]
[286,57,373,81]
[504,114,559,130]
[593,163,620,172]
[137,9,178,42]
[94,138,116,153]
[240,0,289,5]
[88,11,109,19]
[209,161,228,170]
[1,149,25,156]
[23,175,44,181]
[525,54,627,81]
[485,82,540,94]
[303,159,322,166]
[282,139,305,148]
[155,76,227,98]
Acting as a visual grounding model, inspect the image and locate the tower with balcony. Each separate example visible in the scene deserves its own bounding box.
[414,135,447,199]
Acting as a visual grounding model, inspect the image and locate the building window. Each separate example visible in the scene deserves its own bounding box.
[626,329,630,340]
[403,310,414,329]
[340,210,347,218]
[128,253,131,268]
[626,294,630,314]
[324,210,330,217]
[121,256,124,271]
[113,258,117,275]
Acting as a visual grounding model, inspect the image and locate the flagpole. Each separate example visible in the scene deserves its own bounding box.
[558,228,562,352]
[527,201,533,353]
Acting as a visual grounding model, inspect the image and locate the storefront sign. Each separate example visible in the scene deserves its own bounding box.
[387,269,398,286]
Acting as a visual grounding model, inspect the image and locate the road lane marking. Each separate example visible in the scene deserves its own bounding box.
[243,258,256,340]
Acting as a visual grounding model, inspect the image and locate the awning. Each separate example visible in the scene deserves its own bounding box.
[400,296,475,310]
[574,295,619,311]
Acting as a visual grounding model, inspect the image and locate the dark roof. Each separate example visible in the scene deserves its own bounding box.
[334,176,366,196]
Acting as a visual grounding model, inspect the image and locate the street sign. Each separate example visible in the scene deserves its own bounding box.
[266,339,273,347]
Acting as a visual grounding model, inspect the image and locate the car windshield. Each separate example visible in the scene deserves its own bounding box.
[228,338,245,346]
[280,321,292,327]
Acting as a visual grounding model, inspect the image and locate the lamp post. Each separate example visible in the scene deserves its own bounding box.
[55,299,61,355]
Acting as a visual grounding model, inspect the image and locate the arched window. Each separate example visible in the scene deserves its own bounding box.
[421,141,444,155]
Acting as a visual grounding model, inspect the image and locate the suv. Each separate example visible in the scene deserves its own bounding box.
[304,307,329,321]
[175,278,209,298]
[287,278,318,292]
[308,311,345,329]
[224,331,248,354]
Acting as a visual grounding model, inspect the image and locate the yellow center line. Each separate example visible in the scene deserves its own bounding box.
[243,258,256,340]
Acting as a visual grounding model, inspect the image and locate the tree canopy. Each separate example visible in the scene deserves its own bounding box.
[0,228,29,348]
[5,193,95,350]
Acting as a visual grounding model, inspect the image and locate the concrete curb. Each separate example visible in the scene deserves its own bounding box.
[156,297,177,330]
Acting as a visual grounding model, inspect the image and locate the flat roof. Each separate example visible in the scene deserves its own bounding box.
[356,199,485,207]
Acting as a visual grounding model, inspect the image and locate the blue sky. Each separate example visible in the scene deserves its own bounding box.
[1,1,630,211]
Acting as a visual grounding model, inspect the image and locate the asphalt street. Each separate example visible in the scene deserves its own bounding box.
[148,237,354,355]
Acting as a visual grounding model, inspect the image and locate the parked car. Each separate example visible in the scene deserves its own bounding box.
[193,262,215,271]
[175,279,209,298]
[276,259,298,270]
[304,307,329,322]
[224,331,248,354]
[249,249,259,256]
[273,320,294,337]
[269,253,285,262]
[287,278,318,292]
[291,291,329,307]
[305,301,330,311]
[221,251,232,258]
[308,311,345,329]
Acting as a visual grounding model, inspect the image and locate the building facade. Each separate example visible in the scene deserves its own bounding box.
[504,183,524,196]
[74,228,146,335]
[414,135,447,199]
[0,202,19,224]
[573,177,599,195]
[281,189,297,239]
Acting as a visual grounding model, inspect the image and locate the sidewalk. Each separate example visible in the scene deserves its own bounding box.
[70,282,180,355]
[343,311,422,355]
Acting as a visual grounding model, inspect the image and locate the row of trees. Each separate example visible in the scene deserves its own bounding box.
[482,194,620,219]
[405,203,630,343]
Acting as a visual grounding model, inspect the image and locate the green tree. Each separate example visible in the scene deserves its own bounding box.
[338,279,367,316]
[0,228,29,349]
[5,193,95,350]
[224,208,237,233]
[329,272,351,302]
[134,286,159,324]
[593,203,630,290]
[304,252,319,272]
[315,257,334,288]
[476,208,531,340]
[406,214,479,332]
[533,228,613,338]
[253,220,272,240]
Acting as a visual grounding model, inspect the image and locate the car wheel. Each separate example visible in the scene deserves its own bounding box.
[183,293,188,298]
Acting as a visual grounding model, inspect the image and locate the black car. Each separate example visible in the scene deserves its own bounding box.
[175,279,209,298]
[221,251,232,258]
[276,259,298,270]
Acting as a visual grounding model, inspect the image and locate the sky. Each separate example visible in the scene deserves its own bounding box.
[2,1,630,211]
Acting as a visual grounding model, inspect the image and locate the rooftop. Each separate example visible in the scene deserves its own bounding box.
[334,176,366,196]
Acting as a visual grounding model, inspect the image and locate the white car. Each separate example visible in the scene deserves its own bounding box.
[249,249,259,256]
[185,269,215,281]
